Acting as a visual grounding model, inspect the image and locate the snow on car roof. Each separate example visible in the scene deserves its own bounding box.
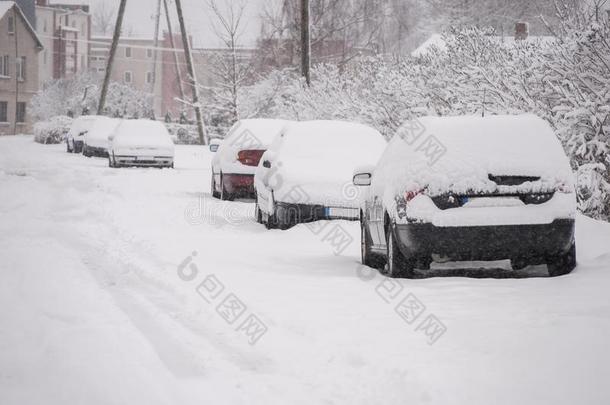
[85,116,122,142]
[274,120,387,183]
[226,119,287,147]
[279,120,386,157]
[112,119,174,148]
[374,114,573,198]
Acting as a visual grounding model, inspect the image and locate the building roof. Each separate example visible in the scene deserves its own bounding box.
[0,1,43,49]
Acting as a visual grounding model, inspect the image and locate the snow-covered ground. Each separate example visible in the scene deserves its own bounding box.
[1,135,610,404]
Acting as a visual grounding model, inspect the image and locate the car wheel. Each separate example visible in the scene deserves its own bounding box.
[360,215,385,269]
[220,174,234,201]
[108,156,114,167]
[82,145,89,157]
[384,225,415,278]
[254,194,263,224]
[547,243,576,277]
[66,140,72,153]
[211,174,220,199]
[510,258,529,270]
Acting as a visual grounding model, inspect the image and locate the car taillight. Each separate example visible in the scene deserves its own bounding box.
[396,188,425,219]
[404,189,424,202]
[237,149,265,166]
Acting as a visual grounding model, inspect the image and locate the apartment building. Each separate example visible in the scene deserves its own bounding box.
[90,36,163,116]
[35,0,90,85]
[0,1,42,135]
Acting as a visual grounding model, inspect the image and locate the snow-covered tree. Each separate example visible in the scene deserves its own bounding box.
[31,72,153,121]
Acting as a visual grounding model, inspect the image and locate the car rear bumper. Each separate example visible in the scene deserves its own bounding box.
[85,145,108,157]
[223,174,255,196]
[114,155,173,167]
[275,201,359,225]
[395,218,575,261]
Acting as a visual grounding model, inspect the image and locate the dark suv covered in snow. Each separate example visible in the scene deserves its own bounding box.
[354,115,576,278]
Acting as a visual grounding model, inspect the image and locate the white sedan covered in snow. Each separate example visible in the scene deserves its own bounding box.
[108,119,175,168]
[355,114,577,277]
[82,116,122,157]
[211,119,288,200]
[254,120,387,229]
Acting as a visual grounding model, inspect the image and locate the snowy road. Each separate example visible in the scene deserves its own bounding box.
[2,136,610,405]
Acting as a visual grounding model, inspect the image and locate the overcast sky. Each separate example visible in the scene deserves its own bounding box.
[57,0,265,48]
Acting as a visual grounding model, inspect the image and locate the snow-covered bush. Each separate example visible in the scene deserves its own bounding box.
[165,123,199,145]
[33,115,73,144]
[31,72,154,121]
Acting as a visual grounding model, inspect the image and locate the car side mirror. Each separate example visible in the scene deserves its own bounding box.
[209,144,219,152]
[262,160,271,168]
[353,172,372,186]
[107,134,115,141]
[79,131,87,136]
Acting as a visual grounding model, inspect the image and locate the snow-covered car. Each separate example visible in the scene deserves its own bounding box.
[66,115,98,153]
[108,119,175,168]
[255,120,387,230]
[82,116,122,157]
[211,119,287,200]
[355,114,576,278]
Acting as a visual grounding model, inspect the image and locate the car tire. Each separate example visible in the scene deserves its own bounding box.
[360,216,385,269]
[547,243,576,277]
[510,258,529,270]
[67,140,72,153]
[82,145,89,157]
[383,225,415,278]
[220,174,234,201]
[255,200,263,224]
[108,156,114,167]
[211,174,221,199]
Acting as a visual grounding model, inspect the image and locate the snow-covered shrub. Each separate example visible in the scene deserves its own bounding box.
[31,72,154,121]
[165,123,199,145]
[33,115,73,144]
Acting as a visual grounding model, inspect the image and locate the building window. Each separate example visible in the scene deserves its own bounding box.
[16,57,25,81]
[146,48,153,58]
[0,55,9,76]
[146,71,153,84]
[81,23,86,33]
[43,18,47,33]
[125,47,132,58]
[0,101,7,122]
[43,51,47,65]
[124,71,132,83]
[16,102,26,123]
[8,15,14,34]
[98,67,105,73]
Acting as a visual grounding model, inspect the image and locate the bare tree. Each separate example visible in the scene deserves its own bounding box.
[92,0,116,36]
[205,0,253,124]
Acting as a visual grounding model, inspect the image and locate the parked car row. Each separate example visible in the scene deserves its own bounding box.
[210,115,577,278]
[65,115,175,168]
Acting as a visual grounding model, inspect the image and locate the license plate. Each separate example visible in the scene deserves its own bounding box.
[325,207,359,219]
[136,156,154,161]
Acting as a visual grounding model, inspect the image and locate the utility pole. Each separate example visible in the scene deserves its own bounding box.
[174,0,207,144]
[162,0,185,101]
[97,0,128,114]
[150,0,162,104]
[300,0,310,86]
